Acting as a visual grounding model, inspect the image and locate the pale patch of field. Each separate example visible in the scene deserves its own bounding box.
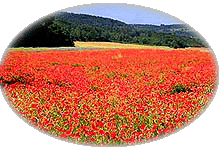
[185,47,211,52]
[74,41,172,50]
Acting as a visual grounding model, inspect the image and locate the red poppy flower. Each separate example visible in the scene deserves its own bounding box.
[90,138,96,142]
[111,132,116,138]
[99,130,105,135]
[72,113,79,118]
[65,129,72,135]
[140,124,146,130]
[31,104,37,109]
[97,121,104,127]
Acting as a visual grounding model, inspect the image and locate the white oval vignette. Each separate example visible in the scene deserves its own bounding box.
[0,1,220,148]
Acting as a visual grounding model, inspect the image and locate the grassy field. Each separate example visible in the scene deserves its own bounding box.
[7,41,211,52]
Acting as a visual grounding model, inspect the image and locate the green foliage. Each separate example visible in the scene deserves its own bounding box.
[79,118,87,126]
[171,83,187,94]
[51,62,59,66]
[92,66,100,70]
[121,73,129,78]
[107,72,116,78]
[90,85,98,91]
[72,64,84,67]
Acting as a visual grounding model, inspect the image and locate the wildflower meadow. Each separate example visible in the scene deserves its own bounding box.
[0,46,217,145]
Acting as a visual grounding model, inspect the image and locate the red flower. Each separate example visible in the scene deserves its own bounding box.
[37,108,42,114]
[65,129,72,135]
[97,121,104,127]
[58,127,64,133]
[87,131,96,136]
[140,124,146,130]
[60,133,68,139]
[99,130,105,135]
[111,132,116,138]
[81,126,90,131]
[91,123,98,130]
[72,113,79,118]
[117,111,124,116]
[31,104,37,109]
[119,130,125,136]
[62,114,67,118]
[90,138,96,142]
[52,98,58,101]
[71,133,80,139]
[43,119,49,125]
[122,124,129,129]
[153,124,158,130]
[83,104,87,109]
[34,98,40,102]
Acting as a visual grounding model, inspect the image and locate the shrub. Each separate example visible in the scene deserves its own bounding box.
[107,72,116,78]
[171,83,187,94]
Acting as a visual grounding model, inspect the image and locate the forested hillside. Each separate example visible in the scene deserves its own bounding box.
[10,12,208,48]
[55,12,200,38]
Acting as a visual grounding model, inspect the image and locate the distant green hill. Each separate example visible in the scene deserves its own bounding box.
[55,12,199,38]
[10,12,208,48]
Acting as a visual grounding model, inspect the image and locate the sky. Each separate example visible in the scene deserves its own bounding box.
[63,4,184,25]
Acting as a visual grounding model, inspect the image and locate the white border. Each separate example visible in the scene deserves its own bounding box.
[0,1,219,148]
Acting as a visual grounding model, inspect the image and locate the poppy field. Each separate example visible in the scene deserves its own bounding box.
[0,46,217,146]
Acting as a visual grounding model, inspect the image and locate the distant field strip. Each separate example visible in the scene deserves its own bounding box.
[8,41,210,52]
[74,41,172,49]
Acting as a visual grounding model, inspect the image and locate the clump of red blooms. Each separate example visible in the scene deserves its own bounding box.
[0,48,217,145]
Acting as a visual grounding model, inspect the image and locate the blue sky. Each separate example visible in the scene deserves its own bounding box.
[63,4,183,25]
